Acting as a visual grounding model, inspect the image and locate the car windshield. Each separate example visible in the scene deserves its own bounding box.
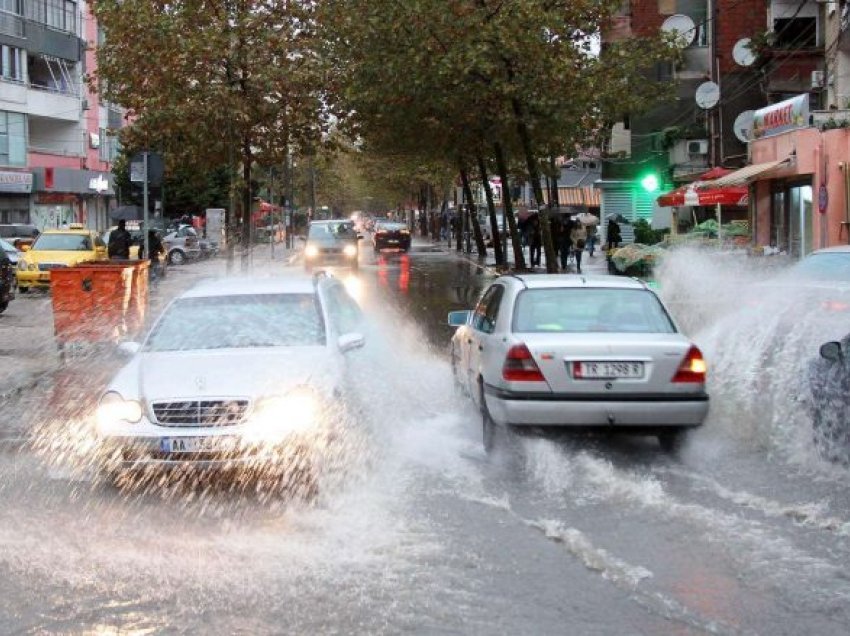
[33,234,92,251]
[308,222,357,243]
[513,288,676,334]
[0,239,16,253]
[144,293,325,351]
[790,253,850,281]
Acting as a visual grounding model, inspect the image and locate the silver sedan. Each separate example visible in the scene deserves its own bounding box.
[448,275,709,452]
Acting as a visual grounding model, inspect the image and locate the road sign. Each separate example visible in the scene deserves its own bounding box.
[130,151,165,186]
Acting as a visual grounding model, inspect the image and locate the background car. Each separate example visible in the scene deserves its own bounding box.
[95,274,366,495]
[0,238,20,268]
[16,226,108,292]
[0,223,40,250]
[373,222,411,252]
[807,334,850,463]
[303,220,361,271]
[0,247,14,313]
[449,275,708,452]
[163,224,201,265]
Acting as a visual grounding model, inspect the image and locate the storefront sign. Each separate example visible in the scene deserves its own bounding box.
[752,94,809,140]
[89,174,109,193]
[0,171,33,193]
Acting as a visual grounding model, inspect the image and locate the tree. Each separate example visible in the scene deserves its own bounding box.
[91,0,329,249]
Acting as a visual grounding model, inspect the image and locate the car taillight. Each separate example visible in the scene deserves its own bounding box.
[672,346,707,383]
[821,300,850,312]
[502,344,545,382]
[376,231,386,236]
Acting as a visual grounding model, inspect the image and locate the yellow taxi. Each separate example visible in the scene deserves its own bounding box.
[16,224,108,292]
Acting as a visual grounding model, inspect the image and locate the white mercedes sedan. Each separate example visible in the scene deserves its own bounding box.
[449,275,709,452]
[95,273,365,489]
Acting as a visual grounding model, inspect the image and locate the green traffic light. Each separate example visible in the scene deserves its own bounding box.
[640,173,659,193]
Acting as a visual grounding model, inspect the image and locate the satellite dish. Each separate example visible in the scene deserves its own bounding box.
[733,110,754,143]
[695,81,720,109]
[661,14,697,48]
[732,38,756,67]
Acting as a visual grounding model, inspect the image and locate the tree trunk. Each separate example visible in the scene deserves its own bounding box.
[241,135,252,270]
[477,155,504,267]
[548,156,560,212]
[494,142,525,270]
[459,167,487,258]
[512,98,557,273]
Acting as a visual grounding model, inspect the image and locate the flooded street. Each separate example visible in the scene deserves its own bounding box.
[1,246,850,635]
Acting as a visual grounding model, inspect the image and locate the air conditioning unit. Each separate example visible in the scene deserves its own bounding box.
[687,140,709,155]
[812,70,825,89]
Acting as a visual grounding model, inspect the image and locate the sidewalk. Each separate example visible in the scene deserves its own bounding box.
[421,236,610,276]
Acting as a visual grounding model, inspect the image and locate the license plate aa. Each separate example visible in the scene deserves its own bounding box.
[575,361,644,379]
[159,437,236,453]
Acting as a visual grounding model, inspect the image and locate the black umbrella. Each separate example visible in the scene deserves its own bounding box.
[110,205,143,221]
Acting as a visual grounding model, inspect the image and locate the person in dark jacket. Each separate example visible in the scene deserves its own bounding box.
[607,218,622,250]
[107,220,131,259]
[528,215,542,267]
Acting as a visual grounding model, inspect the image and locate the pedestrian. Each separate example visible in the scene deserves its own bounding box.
[529,215,542,267]
[107,219,131,260]
[570,221,588,274]
[586,223,598,257]
[607,217,621,250]
[139,229,166,280]
[558,215,574,271]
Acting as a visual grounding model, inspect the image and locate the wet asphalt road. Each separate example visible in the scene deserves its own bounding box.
[1,245,850,635]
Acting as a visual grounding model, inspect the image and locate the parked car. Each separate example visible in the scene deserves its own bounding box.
[0,238,20,268]
[303,220,361,271]
[0,223,39,250]
[807,334,850,463]
[16,225,108,292]
[94,274,366,495]
[163,224,201,265]
[0,246,15,313]
[448,274,709,452]
[373,221,411,253]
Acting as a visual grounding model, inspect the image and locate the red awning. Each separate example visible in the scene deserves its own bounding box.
[656,168,749,207]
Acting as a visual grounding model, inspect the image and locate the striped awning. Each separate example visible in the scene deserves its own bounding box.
[705,158,791,188]
[558,187,600,207]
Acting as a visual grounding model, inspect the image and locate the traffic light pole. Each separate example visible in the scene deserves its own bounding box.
[143,151,149,268]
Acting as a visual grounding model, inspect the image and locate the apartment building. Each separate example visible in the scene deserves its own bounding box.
[0,0,121,231]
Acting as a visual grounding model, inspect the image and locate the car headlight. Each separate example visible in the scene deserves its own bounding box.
[305,244,319,258]
[17,260,28,271]
[96,391,143,429]
[343,244,357,258]
[246,387,321,444]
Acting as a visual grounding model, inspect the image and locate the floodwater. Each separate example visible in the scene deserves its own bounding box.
[0,243,849,634]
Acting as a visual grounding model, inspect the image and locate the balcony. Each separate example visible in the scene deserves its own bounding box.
[25,85,80,121]
[0,9,25,38]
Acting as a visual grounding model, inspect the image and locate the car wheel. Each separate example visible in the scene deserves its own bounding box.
[18,285,28,294]
[658,429,687,453]
[168,249,186,265]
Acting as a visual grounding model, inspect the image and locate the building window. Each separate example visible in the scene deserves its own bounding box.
[1,45,24,82]
[24,0,76,33]
[0,0,22,14]
[773,17,818,48]
[0,110,27,167]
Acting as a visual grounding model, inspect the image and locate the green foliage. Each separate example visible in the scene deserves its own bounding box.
[633,218,667,245]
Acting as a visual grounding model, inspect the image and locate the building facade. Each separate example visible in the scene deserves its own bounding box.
[0,0,122,231]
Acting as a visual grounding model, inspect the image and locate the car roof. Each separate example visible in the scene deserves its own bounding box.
[809,246,850,255]
[41,228,92,235]
[502,274,647,290]
[180,275,319,299]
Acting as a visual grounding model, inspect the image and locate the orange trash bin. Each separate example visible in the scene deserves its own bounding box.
[51,260,150,344]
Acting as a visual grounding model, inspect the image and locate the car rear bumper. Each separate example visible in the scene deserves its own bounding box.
[16,271,51,287]
[484,385,708,428]
[374,237,411,250]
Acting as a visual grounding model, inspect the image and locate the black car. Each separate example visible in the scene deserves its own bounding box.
[304,220,361,271]
[807,335,850,462]
[373,222,411,253]
[0,247,15,314]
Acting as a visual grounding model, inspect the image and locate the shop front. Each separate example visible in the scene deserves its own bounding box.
[0,171,33,224]
[30,168,115,231]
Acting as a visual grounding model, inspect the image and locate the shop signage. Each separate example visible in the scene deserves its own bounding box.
[88,174,109,193]
[752,94,809,140]
[0,171,33,193]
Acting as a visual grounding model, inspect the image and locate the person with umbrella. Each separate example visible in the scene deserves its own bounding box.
[107,219,131,260]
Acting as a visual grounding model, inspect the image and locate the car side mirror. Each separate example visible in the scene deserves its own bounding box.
[338,332,365,353]
[820,341,843,363]
[117,341,141,356]
[447,310,471,327]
